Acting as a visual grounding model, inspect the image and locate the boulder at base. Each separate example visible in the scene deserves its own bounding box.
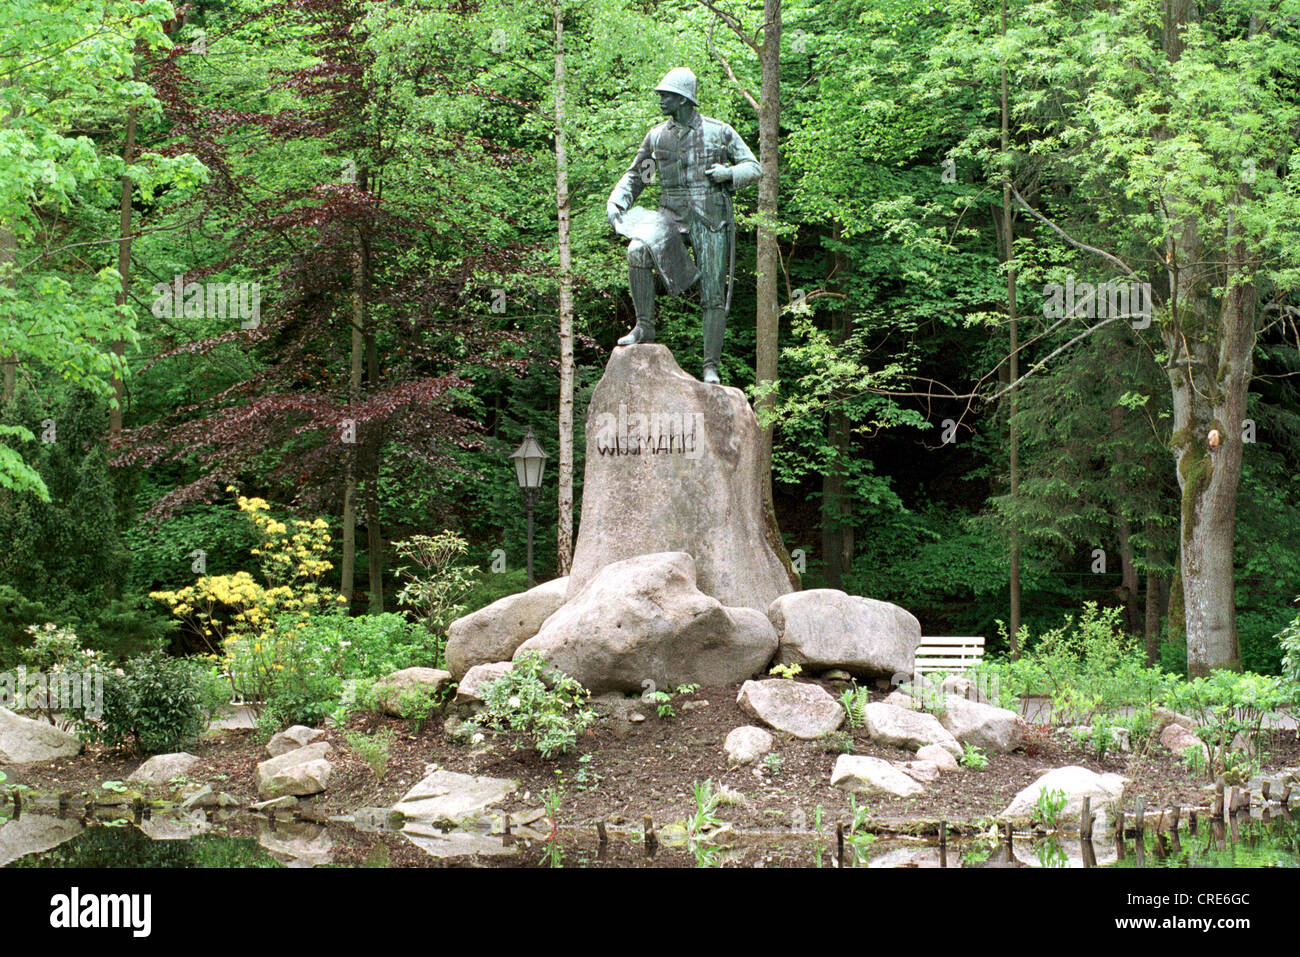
[256,742,332,799]
[517,552,778,694]
[863,702,962,759]
[937,694,1024,753]
[126,752,199,787]
[999,766,1129,831]
[566,345,793,613]
[0,707,82,763]
[831,754,924,798]
[769,590,920,679]
[454,662,514,705]
[371,667,452,716]
[445,578,569,679]
[736,679,844,740]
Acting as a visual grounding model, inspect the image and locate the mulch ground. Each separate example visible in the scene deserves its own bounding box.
[10,681,1298,846]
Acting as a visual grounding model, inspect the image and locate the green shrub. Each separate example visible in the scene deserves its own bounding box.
[1164,669,1288,779]
[987,604,1174,724]
[392,532,480,648]
[226,611,438,726]
[1278,599,1300,702]
[83,652,209,755]
[345,728,394,779]
[472,651,595,759]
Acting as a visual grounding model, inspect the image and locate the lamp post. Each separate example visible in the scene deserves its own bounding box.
[510,427,549,587]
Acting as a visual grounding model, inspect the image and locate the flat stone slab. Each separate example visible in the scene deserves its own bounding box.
[393,769,518,827]
[0,815,84,866]
[402,823,518,859]
[266,725,323,758]
[736,679,844,739]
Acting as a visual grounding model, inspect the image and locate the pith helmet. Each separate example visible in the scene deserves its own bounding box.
[654,67,698,105]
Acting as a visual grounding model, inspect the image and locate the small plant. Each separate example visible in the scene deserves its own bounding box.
[1091,714,1114,759]
[647,683,700,719]
[570,752,602,791]
[839,684,869,728]
[102,780,129,793]
[540,786,564,868]
[253,708,283,745]
[762,752,783,776]
[821,731,854,754]
[769,662,802,679]
[1032,787,1068,831]
[960,743,988,770]
[1179,743,1209,776]
[393,684,448,733]
[472,651,595,759]
[690,779,724,836]
[843,794,875,865]
[345,728,394,779]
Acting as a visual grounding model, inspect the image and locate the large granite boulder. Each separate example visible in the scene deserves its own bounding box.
[736,679,844,740]
[0,707,82,763]
[445,578,569,679]
[516,552,778,694]
[769,590,920,678]
[831,755,925,798]
[566,345,794,613]
[863,702,962,759]
[1000,766,1129,832]
[937,694,1024,753]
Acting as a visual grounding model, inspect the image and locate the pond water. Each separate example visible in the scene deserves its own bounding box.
[4,807,1297,868]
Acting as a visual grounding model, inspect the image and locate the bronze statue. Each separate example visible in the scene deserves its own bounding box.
[607,67,759,384]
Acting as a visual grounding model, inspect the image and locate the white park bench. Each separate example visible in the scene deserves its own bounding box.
[914,636,986,680]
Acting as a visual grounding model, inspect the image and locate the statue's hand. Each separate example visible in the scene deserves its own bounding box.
[704,164,732,185]
[606,203,623,230]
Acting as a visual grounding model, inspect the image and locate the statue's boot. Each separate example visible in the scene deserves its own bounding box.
[617,265,656,346]
[701,306,726,384]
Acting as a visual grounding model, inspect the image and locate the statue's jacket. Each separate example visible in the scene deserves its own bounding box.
[609,112,760,234]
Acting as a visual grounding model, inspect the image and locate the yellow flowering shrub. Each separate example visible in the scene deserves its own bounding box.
[150,489,346,708]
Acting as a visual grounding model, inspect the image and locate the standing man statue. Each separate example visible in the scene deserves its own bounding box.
[606,67,760,384]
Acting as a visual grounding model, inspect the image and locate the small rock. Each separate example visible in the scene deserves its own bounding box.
[724,726,774,766]
[629,712,646,723]
[999,766,1128,831]
[831,754,924,798]
[352,806,405,830]
[822,669,852,682]
[371,667,453,717]
[126,752,199,787]
[454,662,513,705]
[937,695,1023,753]
[894,759,941,784]
[266,725,323,758]
[256,742,333,799]
[179,784,214,809]
[681,700,709,711]
[1160,723,1208,761]
[916,744,960,771]
[250,795,299,812]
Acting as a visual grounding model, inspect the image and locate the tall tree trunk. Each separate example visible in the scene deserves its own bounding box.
[754,0,781,503]
[554,0,575,576]
[821,228,850,587]
[110,102,138,434]
[1143,538,1161,665]
[1160,0,1248,675]
[1000,0,1021,657]
[1,222,13,402]
[356,211,383,614]
[341,225,365,603]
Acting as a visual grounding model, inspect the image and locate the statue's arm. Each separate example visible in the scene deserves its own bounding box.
[724,125,760,190]
[608,131,655,215]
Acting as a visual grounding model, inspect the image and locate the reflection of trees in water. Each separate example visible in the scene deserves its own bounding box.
[8,823,283,869]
